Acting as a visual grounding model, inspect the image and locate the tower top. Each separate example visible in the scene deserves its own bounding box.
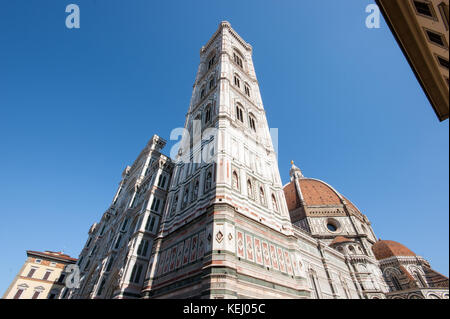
[200,21,252,55]
[290,161,304,180]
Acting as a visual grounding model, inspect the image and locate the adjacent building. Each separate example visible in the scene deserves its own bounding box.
[3,250,77,299]
[376,0,449,121]
[64,22,448,299]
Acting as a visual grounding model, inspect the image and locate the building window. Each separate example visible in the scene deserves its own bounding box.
[48,290,58,299]
[42,270,52,281]
[208,55,215,70]
[209,77,215,89]
[193,179,199,200]
[171,194,178,215]
[130,264,143,284]
[437,55,449,69]
[236,105,244,122]
[182,188,189,208]
[204,105,212,124]
[205,172,212,191]
[200,86,206,99]
[425,29,446,47]
[391,275,402,291]
[249,115,256,132]
[114,234,122,250]
[13,289,24,299]
[137,239,149,256]
[232,171,239,191]
[146,215,156,233]
[83,259,91,271]
[157,175,167,188]
[259,187,266,205]
[97,279,106,296]
[272,194,278,213]
[57,273,66,284]
[150,197,160,212]
[35,259,42,264]
[27,267,37,278]
[234,75,241,88]
[106,256,114,272]
[413,1,434,17]
[233,52,243,68]
[244,84,251,97]
[247,179,253,198]
[415,271,427,287]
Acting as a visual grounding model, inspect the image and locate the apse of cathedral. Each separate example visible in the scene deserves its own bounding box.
[63,22,448,300]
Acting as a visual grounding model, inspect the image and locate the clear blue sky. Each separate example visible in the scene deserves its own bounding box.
[0,0,448,294]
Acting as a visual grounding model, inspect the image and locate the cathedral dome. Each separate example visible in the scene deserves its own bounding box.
[284,168,362,215]
[371,240,416,260]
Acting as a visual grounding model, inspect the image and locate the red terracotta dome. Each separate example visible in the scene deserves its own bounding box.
[371,240,416,260]
[283,178,362,214]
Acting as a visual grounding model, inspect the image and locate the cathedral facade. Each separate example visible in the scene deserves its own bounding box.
[63,22,448,299]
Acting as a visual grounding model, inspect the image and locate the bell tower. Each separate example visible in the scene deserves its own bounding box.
[142,22,309,299]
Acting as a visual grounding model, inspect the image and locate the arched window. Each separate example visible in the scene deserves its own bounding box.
[200,85,206,99]
[204,105,212,124]
[247,179,253,198]
[414,271,426,288]
[272,194,278,213]
[236,104,244,122]
[244,83,251,97]
[233,51,244,69]
[234,74,241,88]
[249,114,256,132]
[208,54,216,70]
[391,275,402,291]
[259,187,266,205]
[193,179,199,200]
[182,188,189,207]
[232,171,239,190]
[209,77,215,89]
[205,172,212,191]
[171,193,178,215]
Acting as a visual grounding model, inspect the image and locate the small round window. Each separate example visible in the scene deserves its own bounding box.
[325,218,340,233]
[327,223,337,232]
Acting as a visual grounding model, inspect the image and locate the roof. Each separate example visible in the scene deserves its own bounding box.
[283,177,362,214]
[371,240,416,260]
[27,250,77,263]
[330,236,354,246]
[298,179,342,206]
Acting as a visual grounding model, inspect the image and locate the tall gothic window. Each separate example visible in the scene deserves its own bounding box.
[182,188,189,208]
[234,75,241,88]
[236,105,244,122]
[249,114,256,132]
[204,105,212,124]
[200,86,206,99]
[391,275,402,291]
[205,172,212,192]
[244,84,251,97]
[208,55,215,70]
[272,194,278,213]
[259,187,266,205]
[171,194,178,215]
[232,171,239,190]
[193,179,199,200]
[233,52,243,68]
[247,179,253,198]
[209,77,215,89]
[414,271,426,288]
